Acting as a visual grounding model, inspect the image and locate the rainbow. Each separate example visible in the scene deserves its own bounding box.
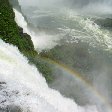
[38,56,112,112]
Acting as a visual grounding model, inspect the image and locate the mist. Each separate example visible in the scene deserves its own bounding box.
[13,1,112,112]
[18,0,112,16]
[49,60,112,112]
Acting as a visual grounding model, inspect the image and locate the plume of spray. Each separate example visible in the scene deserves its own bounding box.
[0,39,99,112]
[18,0,112,15]
[49,62,112,112]
[12,1,112,112]
[14,9,61,52]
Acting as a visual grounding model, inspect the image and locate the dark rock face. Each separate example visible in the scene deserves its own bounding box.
[0,82,6,85]
[18,27,24,37]
[0,105,22,112]
[0,81,6,89]
[95,18,112,28]
[7,105,22,112]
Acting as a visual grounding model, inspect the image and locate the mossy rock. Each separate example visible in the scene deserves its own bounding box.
[29,56,54,83]
[0,0,53,83]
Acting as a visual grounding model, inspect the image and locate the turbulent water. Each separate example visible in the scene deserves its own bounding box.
[12,0,112,111]
[1,0,112,112]
[18,0,112,52]
[0,39,99,112]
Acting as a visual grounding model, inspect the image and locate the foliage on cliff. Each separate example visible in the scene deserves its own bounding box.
[0,0,36,57]
[0,0,53,83]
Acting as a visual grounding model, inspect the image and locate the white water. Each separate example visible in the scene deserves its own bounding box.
[14,8,112,52]
[55,8,112,50]
[11,7,112,112]
[14,9,61,52]
[0,39,98,112]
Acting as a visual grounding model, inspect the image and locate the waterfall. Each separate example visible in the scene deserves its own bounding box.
[14,9,61,52]
[14,8,112,52]
[0,39,98,112]
[10,2,112,112]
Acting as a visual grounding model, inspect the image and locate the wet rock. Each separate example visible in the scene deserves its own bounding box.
[95,18,112,28]
[0,107,5,112]
[18,27,24,37]
[0,82,6,85]
[0,82,6,90]
[0,105,22,112]
[6,105,22,112]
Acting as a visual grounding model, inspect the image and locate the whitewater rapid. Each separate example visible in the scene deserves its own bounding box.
[0,39,99,112]
[14,8,112,52]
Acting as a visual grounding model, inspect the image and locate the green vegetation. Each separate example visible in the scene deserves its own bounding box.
[29,56,54,83]
[0,0,36,57]
[0,0,53,83]
[40,42,96,75]
[40,39,112,83]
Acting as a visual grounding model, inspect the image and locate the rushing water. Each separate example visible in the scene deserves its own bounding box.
[18,0,112,52]
[6,0,112,112]
[0,39,100,112]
